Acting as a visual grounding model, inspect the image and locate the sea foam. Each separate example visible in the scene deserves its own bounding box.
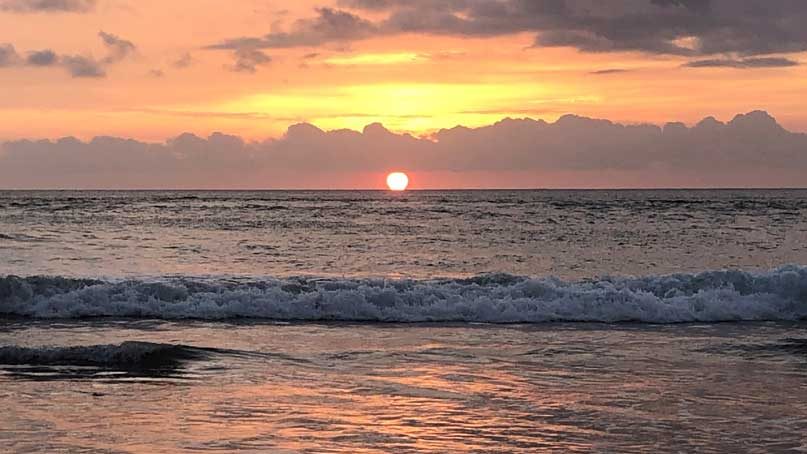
[1,267,806,323]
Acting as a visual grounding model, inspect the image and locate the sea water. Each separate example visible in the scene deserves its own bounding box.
[1,190,806,452]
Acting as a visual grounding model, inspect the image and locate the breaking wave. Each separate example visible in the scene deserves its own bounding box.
[0,342,211,368]
[1,266,807,323]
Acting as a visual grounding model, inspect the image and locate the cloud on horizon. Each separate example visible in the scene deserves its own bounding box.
[209,1,807,69]
[1,111,805,188]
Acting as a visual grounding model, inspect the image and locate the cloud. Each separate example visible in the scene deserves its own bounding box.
[0,31,135,78]
[2,111,806,188]
[98,31,136,63]
[208,8,376,70]
[172,52,194,68]
[0,0,96,13]
[213,1,807,67]
[0,43,21,66]
[211,8,377,50]
[228,48,271,73]
[324,52,422,65]
[684,57,799,68]
[650,0,711,11]
[337,0,400,10]
[60,54,105,77]
[590,68,631,75]
[25,49,58,66]
[146,53,193,79]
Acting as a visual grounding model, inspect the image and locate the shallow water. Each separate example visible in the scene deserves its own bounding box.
[1,321,806,453]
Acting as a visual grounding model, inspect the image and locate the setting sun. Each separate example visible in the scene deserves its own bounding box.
[386,172,410,191]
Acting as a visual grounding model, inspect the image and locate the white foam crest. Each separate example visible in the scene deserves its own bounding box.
[1,267,806,323]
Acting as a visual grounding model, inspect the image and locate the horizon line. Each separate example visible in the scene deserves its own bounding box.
[2,187,807,192]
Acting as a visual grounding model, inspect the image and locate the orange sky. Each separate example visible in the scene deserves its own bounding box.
[1,0,806,143]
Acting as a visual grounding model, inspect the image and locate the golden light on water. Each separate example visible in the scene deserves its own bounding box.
[386,172,410,191]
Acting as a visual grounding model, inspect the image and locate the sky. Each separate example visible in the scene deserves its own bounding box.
[1,0,806,188]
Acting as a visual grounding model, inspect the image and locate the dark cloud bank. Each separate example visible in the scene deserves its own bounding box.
[211,0,807,70]
[1,111,806,188]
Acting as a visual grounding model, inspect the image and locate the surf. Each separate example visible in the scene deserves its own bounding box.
[2,266,806,323]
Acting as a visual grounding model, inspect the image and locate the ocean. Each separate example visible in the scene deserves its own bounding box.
[2,189,806,452]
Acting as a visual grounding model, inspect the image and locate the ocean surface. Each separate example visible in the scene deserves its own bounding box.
[2,189,807,452]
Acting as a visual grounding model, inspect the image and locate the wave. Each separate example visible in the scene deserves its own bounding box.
[0,342,211,368]
[0,233,50,242]
[1,266,807,323]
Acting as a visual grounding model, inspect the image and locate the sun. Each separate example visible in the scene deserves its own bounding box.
[386,172,410,191]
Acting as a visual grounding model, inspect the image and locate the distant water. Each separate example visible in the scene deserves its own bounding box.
[2,190,807,452]
[2,189,807,280]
